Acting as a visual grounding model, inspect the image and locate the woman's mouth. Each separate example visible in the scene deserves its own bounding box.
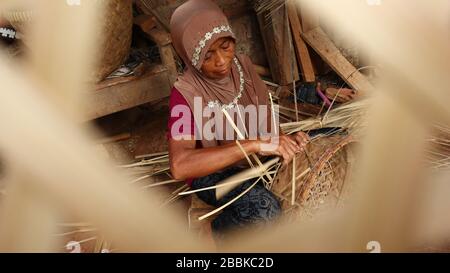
[217,67,230,75]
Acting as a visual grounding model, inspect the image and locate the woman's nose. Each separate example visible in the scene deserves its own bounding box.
[215,51,226,67]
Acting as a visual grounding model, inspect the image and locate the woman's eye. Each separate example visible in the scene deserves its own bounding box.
[221,42,230,49]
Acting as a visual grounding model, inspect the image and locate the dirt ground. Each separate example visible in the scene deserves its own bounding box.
[94,98,170,162]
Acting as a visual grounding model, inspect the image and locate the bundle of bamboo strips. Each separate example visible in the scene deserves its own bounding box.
[280,98,370,137]
[280,97,449,171]
[120,152,189,205]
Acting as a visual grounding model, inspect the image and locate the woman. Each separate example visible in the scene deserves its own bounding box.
[168,0,309,238]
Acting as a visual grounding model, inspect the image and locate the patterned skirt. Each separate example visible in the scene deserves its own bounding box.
[191,165,281,239]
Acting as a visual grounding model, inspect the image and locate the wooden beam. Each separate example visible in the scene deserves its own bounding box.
[85,65,171,120]
[158,45,178,85]
[255,5,299,85]
[302,27,374,94]
[141,27,178,85]
[287,1,315,82]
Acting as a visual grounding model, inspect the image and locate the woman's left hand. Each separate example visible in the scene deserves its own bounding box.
[290,131,310,151]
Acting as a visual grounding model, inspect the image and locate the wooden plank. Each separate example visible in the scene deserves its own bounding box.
[296,3,327,75]
[141,26,177,85]
[287,1,315,82]
[159,44,178,85]
[84,65,171,120]
[159,45,178,85]
[302,27,374,94]
[94,63,149,90]
[255,5,299,85]
[95,74,139,90]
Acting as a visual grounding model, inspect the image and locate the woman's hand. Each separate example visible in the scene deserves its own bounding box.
[257,132,309,166]
[290,131,310,150]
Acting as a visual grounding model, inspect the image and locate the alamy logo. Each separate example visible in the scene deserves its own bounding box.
[170,97,280,149]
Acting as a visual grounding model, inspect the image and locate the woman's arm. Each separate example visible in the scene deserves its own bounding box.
[169,138,259,180]
[169,133,304,180]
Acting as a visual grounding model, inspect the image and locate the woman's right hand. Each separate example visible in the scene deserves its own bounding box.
[257,134,303,166]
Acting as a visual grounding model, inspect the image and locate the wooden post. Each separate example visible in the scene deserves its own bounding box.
[255,4,299,85]
[287,0,315,82]
[143,27,178,85]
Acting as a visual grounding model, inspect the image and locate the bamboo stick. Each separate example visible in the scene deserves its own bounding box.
[291,156,296,205]
[199,177,263,221]
[141,179,183,189]
[216,158,279,200]
[179,170,278,196]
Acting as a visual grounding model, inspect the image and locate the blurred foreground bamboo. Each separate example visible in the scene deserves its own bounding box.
[0,0,448,252]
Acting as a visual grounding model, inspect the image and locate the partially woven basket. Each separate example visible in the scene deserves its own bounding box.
[3,0,133,82]
[271,134,357,219]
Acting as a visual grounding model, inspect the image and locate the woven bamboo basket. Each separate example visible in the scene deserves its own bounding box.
[3,0,133,82]
[271,134,357,219]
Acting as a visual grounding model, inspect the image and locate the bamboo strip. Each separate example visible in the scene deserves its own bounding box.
[198,177,263,221]
[291,156,296,205]
[141,179,183,189]
[216,158,280,200]
[179,170,278,196]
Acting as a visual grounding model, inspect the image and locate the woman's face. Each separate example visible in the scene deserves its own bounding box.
[200,37,236,80]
